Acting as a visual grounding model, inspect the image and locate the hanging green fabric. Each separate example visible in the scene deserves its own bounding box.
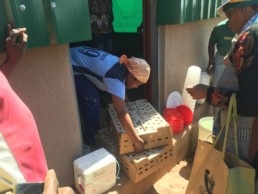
[112,0,142,32]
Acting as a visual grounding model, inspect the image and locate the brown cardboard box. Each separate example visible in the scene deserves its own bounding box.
[96,129,176,184]
[119,144,175,183]
[108,99,172,154]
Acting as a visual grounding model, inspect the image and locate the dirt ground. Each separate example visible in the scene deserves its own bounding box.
[146,157,193,194]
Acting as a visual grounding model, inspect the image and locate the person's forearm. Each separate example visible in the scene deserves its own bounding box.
[208,45,215,67]
[117,112,140,142]
[206,87,233,110]
[111,94,142,144]
[0,58,16,78]
[1,25,27,78]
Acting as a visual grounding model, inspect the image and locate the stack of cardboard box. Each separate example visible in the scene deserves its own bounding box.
[96,99,176,183]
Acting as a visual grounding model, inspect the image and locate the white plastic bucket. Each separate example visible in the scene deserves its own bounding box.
[198,116,213,143]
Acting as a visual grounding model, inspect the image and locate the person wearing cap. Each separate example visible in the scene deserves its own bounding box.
[187,0,258,187]
[70,46,151,153]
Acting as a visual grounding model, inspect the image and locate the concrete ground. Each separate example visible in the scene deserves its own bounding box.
[146,157,193,194]
[102,156,193,194]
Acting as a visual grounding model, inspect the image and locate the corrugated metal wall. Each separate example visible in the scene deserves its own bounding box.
[157,0,222,25]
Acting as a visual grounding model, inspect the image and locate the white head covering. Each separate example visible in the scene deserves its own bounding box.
[126,57,151,83]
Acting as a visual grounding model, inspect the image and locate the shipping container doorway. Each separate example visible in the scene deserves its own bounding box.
[69,0,155,103]
[112,0,147,101]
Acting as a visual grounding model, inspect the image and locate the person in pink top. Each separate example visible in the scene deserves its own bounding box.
[0,25,47,193]
[1,25,74,194]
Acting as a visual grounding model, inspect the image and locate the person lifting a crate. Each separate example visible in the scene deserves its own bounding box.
[70,46,151,153]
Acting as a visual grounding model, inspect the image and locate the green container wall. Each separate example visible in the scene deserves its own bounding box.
[0,0,92,52]
[157,0,222,25]
[10,0,50,48]
[44,0,91,44]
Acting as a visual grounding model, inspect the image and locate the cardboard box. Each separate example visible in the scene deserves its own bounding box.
[95,129,176,184]
[108,99,172,154]
[119,144,175,183]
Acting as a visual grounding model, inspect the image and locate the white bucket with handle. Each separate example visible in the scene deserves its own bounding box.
[198,116,213,143]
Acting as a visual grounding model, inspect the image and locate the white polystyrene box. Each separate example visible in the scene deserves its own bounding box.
[74,148,116,194]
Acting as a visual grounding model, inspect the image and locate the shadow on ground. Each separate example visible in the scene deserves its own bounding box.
[146,154,193,194]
